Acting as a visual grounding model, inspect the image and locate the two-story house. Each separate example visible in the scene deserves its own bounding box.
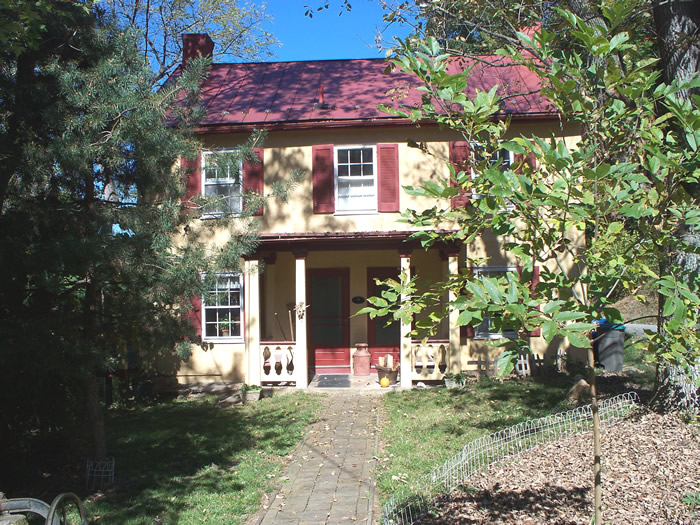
[174,34,580,389]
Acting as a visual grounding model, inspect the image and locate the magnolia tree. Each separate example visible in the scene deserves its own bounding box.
[360,4,699,522]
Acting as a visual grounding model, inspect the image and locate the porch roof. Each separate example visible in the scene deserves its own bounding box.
[251,230,460,255]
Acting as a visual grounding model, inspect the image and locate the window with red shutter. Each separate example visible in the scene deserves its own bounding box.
[312,144,335,213]
[188,294,202,338]
[182,152,202,202]
[449,141,471,209]
[334,145,376,213]
[243,147,264,216]
[377,143,399,212]
[201,150,243,216]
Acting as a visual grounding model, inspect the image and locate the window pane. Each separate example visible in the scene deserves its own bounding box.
[350,164,362,176]
[203,274,243,339]
[349,149,362,163]
[338,165,349,177]
[337,150,348,163]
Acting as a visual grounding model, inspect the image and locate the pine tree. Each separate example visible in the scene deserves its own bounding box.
[0,5,301,463]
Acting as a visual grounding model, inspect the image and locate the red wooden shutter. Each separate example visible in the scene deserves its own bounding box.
[449,141,471,209]
[377,144,400,212]
[312,145,334,214]
[243,147,264,216]
[188,295,202,338]
[514,152,537,173]
[182,151,202,202]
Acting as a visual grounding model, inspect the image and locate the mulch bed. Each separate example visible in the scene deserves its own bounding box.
[421,410,699,524]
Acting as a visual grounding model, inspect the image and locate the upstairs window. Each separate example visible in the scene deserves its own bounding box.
[203,273,243,340]
[449,142,517,210]
[202,150,243,216]
[335,146,377,213]
[471,145,512,199]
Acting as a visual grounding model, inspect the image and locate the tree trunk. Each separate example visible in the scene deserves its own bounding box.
[84,372,107,461]
[653,1,700,413]
[587,347,602,524]
[83,179,108,461]
[654,0,700,104]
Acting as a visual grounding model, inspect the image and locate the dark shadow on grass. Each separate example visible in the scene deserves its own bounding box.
[5,394,321,523]
[90,397,318,522]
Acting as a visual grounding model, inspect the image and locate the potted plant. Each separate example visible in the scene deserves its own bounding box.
[241,383,262,403]
[219,314,230,337]
[444,372,467,388]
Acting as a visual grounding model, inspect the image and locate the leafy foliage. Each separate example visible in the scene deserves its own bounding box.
[0,6,301,458]
[102,0,278,82]
[362,2,700,376]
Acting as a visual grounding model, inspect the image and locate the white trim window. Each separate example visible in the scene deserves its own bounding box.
[202,150,242,216]
[203,273,243,340]
[471,145,515,211]
[335,145,377,213]
[473,266,518,339]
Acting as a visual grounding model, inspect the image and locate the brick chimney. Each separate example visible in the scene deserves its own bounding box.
[182,33,214,67]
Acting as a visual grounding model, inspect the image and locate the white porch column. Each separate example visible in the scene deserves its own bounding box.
[446,250,461,374]
[245,259,262,386]
[399,249,412,388]
[294,250,309,389]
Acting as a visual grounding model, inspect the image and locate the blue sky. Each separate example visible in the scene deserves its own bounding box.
[263,0,410,62]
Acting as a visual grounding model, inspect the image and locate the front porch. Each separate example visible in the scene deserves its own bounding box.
[244,231,464,389]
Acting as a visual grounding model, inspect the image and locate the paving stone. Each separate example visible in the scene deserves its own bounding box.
[255,392,382,525]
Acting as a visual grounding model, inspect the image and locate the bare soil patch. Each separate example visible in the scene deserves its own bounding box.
[421,411,699,524]
[612,293,658,325]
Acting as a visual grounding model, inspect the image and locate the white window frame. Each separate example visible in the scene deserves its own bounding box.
[473,266,518,340]
[201,149,243,217]
[334,145,378,214]
[469,144,515,211]
[202,273,244,342]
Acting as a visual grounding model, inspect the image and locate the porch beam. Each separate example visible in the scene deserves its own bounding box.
[399,251,412,388]
[447,253,461,374]
[294,253,309,389]
[245,259,262,386]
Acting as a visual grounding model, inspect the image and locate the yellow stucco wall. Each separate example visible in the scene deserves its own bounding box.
[201,121,580,236]
[176,119,583,384]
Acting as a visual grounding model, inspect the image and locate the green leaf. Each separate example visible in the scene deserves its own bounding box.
[566,322,596,331]
[553,311,586,322]
[497,349,517,377]
[542,321,558,343]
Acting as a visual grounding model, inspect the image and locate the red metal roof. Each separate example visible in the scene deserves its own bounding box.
[174,56,555,132]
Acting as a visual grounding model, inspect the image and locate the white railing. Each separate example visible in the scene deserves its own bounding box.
[411,341,448,381]
[260,342,299,386]
[381,392,640,525]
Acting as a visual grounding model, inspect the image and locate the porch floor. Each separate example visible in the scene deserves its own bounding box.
[307,373,401,391]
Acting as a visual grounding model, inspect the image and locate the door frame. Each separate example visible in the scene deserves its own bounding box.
[306,267,350,374]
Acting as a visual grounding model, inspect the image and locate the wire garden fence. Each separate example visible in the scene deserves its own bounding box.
[381,391,640,525]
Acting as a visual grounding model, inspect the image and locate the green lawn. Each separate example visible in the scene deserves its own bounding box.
[84,392,322,524]
[376,374,573,497]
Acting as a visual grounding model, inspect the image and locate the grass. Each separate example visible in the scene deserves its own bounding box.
[72,392,321,524]
[85,392,322,523]
[376,373,572,498]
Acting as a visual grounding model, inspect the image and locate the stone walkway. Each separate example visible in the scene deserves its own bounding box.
[257,392,382,525]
